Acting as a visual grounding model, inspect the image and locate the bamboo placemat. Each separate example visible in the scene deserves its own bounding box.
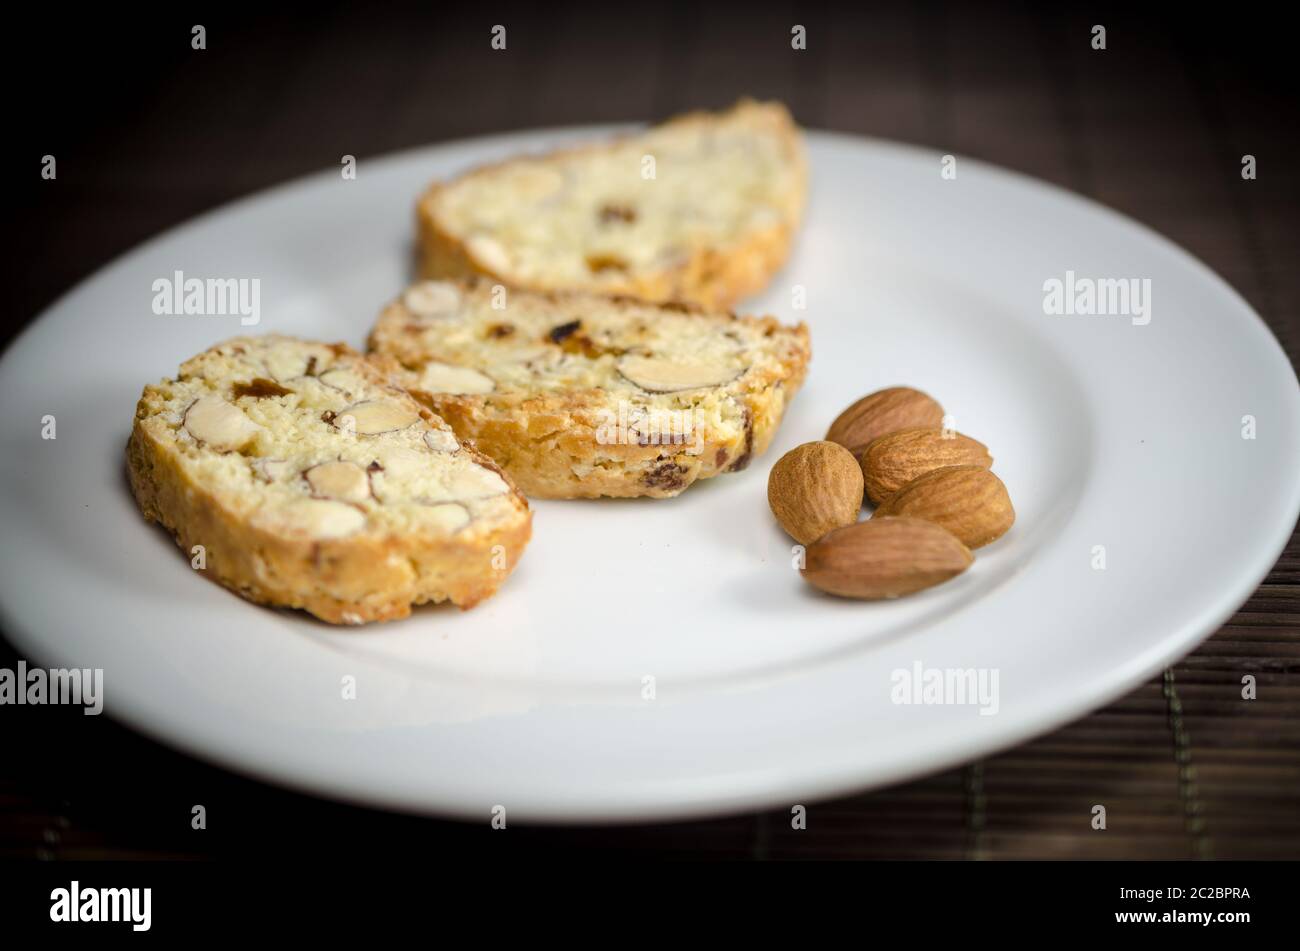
[4,3,1297,859]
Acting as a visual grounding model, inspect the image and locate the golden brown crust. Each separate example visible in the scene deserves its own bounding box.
[416,99,807,310]
[125,336,532,624]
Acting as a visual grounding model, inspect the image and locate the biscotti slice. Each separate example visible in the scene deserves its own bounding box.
[126,335,531,624]
[367,278,811,500]
[418,99,807,310]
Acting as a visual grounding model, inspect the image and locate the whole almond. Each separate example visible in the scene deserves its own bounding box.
[801,516,972,599]
[860,428,992,503]
[826,387,945,457]
[767,441,865,545]
[875,465,1015,549]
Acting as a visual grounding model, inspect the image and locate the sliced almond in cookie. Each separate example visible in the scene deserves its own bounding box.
[263,498,367,539]
[420,501,471,533]
[617,355,742,393]
[415,362,496,395]
[369,446,427,479]
[252,458,293,482]
[513,165,565,202]
[261,344,314,381]
[498,345,555,364]
[335,400,421,435]
[435,466,511,502]
[403,281,462,319]
[305,461,371,503]
[424,429,459,452]
[317,367,366,396]
[184,395,261,452]
[405,463,513,505]
[465,234,513,274]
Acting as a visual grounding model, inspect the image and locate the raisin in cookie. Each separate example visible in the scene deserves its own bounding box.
[367,278,810,500]
[126,335,531,624]
[417,99,807,310]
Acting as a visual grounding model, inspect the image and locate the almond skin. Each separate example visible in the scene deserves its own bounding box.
[826,387,945,457]
[875,465,1015,549]
[767,441,865,545]
[860,428,992,503]
[801,516,973,599]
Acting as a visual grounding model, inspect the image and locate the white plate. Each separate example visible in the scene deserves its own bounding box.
[2,128,1297,823]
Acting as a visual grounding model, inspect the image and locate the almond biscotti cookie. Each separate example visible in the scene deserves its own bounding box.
[126,335,531,624]
[417,99,807,310]
[367,279,811,500]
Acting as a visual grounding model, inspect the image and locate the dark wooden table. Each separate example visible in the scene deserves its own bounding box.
[5,2,1297,859]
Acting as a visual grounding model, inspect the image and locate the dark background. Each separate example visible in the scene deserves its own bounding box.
[3,1,1297,859]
